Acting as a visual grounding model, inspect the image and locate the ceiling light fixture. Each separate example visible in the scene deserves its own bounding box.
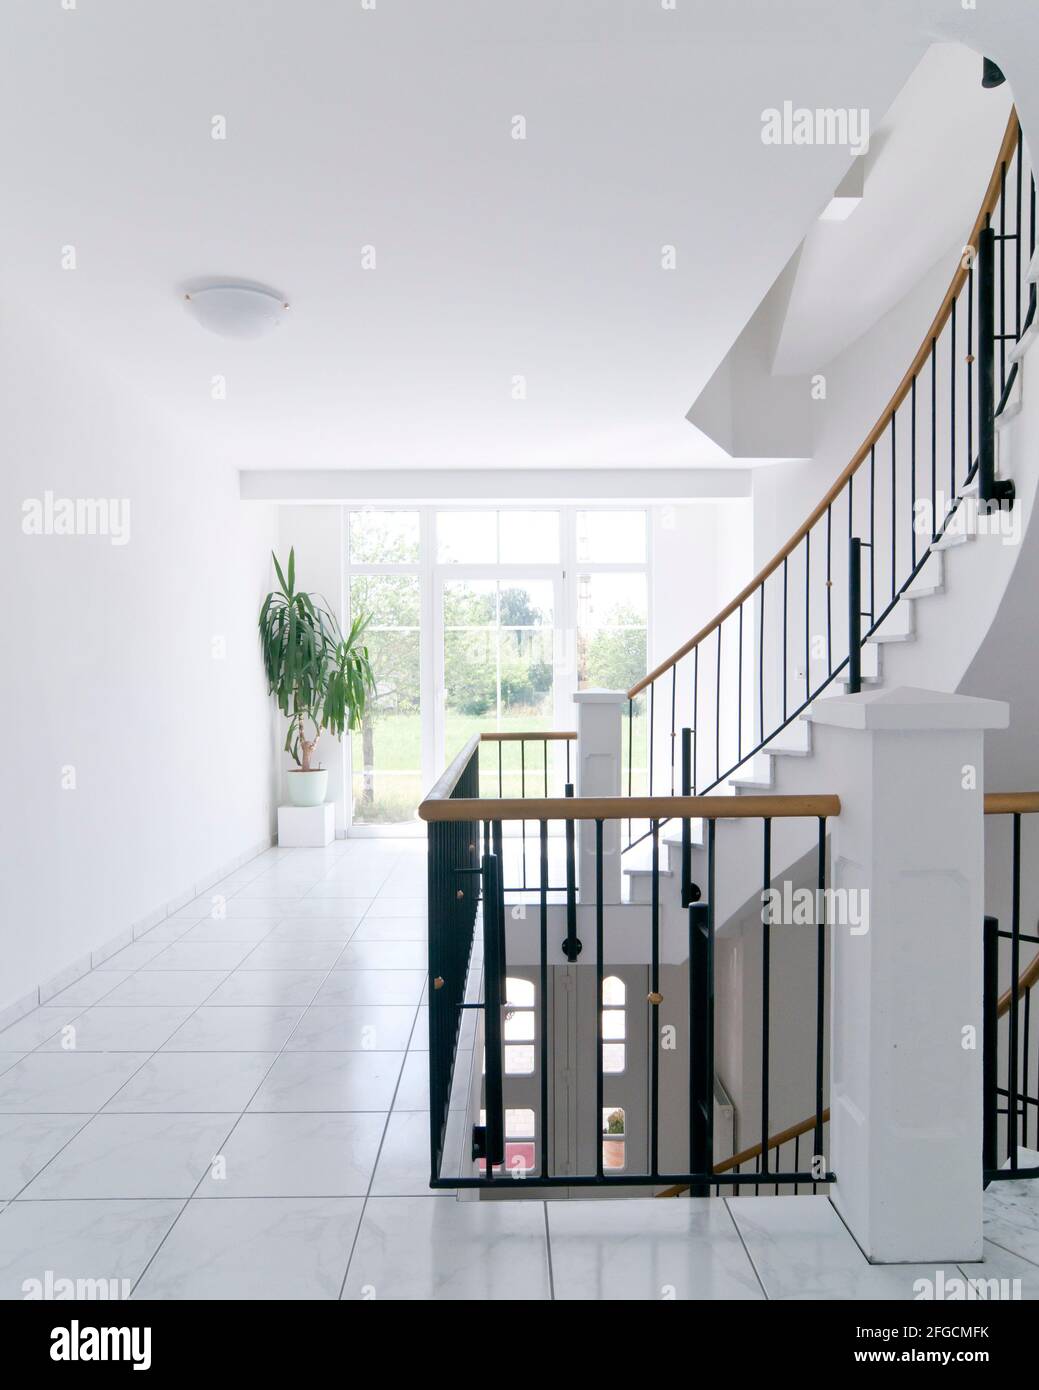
[182,283,289,340]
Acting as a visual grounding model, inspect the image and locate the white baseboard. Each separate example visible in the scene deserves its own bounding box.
[0,833,275,1034]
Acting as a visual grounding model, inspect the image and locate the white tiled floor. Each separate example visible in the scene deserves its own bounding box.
[1,836,1038,1300]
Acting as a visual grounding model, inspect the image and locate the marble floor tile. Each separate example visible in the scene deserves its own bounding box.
[132,1197,363,1300]
[285,1006,418,1053]
[248,1051,404,1113]
[343,1196,550,1300]
[196,1111,387,1197]
[21,1113,237,1198]
[0,1199,182,1300]
[313,970,426,1007]
[0,1115,89,1199]
[104,1052,276,1113]
[0,1052,150,1114]
[161,1006,304,1053]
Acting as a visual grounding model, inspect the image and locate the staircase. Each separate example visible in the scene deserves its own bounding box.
[621,108,1039,944]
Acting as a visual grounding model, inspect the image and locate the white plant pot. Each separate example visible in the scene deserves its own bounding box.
[287,769,329,807]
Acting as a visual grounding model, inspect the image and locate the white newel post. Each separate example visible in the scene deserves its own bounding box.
[573,690,627,905]
[810,687,1008,1263]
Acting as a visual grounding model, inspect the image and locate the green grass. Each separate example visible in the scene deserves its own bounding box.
[350,711,648,824]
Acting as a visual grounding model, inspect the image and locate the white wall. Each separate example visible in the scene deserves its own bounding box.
[0,305,278,1018]
[275,506,349,832]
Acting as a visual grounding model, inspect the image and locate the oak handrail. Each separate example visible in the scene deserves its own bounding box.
[629,110,1022,701]
[420,791,840,823]
[984,791,1039,815]
[656,1108,832,1197]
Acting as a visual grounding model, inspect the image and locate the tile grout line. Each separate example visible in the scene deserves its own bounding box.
[721,1197,771,1301]
[126,880,399,1299]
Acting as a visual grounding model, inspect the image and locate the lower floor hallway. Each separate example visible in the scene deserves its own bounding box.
[1,838,1038,1300]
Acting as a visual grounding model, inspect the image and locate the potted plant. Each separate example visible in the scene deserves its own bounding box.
[259,548,376,807]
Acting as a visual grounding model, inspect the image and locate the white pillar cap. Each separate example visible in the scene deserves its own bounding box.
[808,685,1009,732]
[572,688,630,705]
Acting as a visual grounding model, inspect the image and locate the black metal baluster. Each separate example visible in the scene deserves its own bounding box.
[520,740,527,890]
[595,819,605,1180]
[890,412,897,602]
[950,296,957,499]
[670,666,677,797]
[758,585,765,750]
[689,853,714,1198]
[626,700,633,845]
[826,505,833,676]
[650,819,661,1180]
[681,727,692,910]
[738,603,744,763]
[979,225,997,505]
[815,817,827,1193]
[869,444,877,614]
[543,738,548,798]
[562,784,580,962]
[760,818,772,1182]
[983,914,999,1180]
[1009,812,1022,1169]
[930,340,938,536]
[848,538,862,695]
[782,557,788,722]
[649,682,655,798]
[1017,126,1023,341]
[1000,157,1007,392]
[968,263,974,473]
[539,819,550,1178]
[693,645,699,795]
[910,376,917,569]
[715,625,722,785]
[481,850,505,1170]
[804,531,811,704]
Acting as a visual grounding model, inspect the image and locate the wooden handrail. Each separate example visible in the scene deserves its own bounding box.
[420,791,840,823]
[656,1108,832,1197]
[479,731,576,743]
[984,791,1039,815]
[629,110,1022,701]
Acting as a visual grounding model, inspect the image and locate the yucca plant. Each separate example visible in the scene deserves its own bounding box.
[259,548,376,771]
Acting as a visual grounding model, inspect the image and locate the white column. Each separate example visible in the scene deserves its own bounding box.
[809,686,1008,1264]
[573,689,627,905]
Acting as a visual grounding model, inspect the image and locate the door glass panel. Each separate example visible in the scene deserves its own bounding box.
[577,571,647,692]
[350,574,421,825]
[443,578,556,798]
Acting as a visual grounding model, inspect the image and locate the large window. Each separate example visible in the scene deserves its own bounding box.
[345,507,648,828]
[348,511,422,826]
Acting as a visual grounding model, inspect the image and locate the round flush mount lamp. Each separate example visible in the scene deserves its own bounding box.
[982,57,1006,89]
[182,283,289,340]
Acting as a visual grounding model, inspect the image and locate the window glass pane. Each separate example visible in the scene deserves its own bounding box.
[351,573,420,628]
[505,1044,535,1075]
[602,1107,625,1137]
[602,1010,625,1041]
[576,510,646,563]
[506,1108,536,1138]
[602,1043,626,1074]
[444,629,498,740]
[578,573,647,691]
[443,580,496,628]
[349,509,420,564]
[602,1140,625,1171]
[602,976,626,1006]
[499,511,560,564]
[499,581,553,628]
[350,622,421,826]
[504,1011,535,1042]
[578,572,647,628]
[437,511,497,564]
[499,629,554,729]
[506,978,535,1008]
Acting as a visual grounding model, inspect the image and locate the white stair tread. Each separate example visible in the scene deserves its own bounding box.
[1009,322,1038,364]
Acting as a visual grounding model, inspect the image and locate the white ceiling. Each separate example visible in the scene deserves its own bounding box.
[0,2,964,471]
